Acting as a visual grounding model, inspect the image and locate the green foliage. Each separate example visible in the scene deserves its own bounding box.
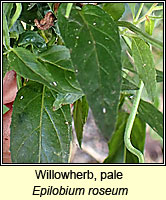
[73,96,89,147]
[3,3,163,163]
[58,4,122,140]
[10,82,72,163]
[145,18,155,35]
[132,37,157,102]
[3,12,10,49]
[3,55,10,78]
[138,100,163,138]
[103,3,125,20]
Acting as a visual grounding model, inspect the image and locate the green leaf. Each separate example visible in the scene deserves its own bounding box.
[81,96,89,124]
[9,20,25,40]
[3,55,10,78]
[73,96,89,147]
[104,112,128,163]
[8,47,82,94]
[138,99,163,138]
[117,21,163,49]
[38,45,74,71]
[122,78,139,91]
[58,4,122,140]
[3,105,10,114]
[122,51,136,73]
[3,11,10,50]
[3,3,13,22]
[8,3,22,30]
[145,18,155,36]
[122,52,163,83]
[53,93,83,111]
[18,31,47,50]
[132,37,157,102]
[156,69,163,82]
[122,52,163,84]
[126,116,146,163]
[10,82,72,163]
[103,3,125,21]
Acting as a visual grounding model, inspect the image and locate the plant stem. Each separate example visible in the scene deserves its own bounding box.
[124,80,144,163]
[117,21,163,49]
[135,3,161,25]
[134,3,144,23]
[65,3,73,18]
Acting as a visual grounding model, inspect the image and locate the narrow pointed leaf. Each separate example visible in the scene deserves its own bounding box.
[3,12,10,50]
[10,82,72,163]
[73,96,89,147]
[8,3,22,30]
[132,37,157,102]
[138,99,163,138]
[58,4,122,140]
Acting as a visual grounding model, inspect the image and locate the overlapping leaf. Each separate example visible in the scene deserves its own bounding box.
[10,82,72,163]
[8,3,22,30]
[132,37,157,102]
[138,99,163,138]
[3,3,13,22]
[8,46,83,94]
[58,4,122,139]
[18,31,46,50]
[38,45,74,71]
[73,96,89,147]
[122,78,139,90]
[104,112,128,163]
[53,93,83,111]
